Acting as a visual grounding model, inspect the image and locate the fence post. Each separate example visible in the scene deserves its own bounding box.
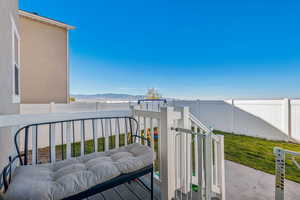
[49,102,55,113]
[282,98,291,141]
[95,102,99,111]
[230,99,235,133]
[160,107,176,200]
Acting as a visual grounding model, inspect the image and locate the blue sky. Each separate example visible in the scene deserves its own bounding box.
[20,0,300,99]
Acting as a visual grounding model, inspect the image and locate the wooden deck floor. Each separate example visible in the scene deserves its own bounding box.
[87,175,161,200]
[86,175,219,200]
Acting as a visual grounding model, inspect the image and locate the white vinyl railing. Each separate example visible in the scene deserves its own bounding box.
[131,105,225,200]
[0,106,225,200]
[189,113,225,200]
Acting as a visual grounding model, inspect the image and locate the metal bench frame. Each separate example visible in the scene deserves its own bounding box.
[1,116,154,200]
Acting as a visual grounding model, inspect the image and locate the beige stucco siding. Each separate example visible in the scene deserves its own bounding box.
[20,16,69,104]
[0,0,20,170]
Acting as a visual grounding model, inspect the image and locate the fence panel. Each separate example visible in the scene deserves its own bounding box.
[291,100,300,141]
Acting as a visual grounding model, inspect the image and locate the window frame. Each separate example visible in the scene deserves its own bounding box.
[11,15,21,103]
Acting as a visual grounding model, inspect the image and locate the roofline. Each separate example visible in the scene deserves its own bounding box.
[19,10,75,30]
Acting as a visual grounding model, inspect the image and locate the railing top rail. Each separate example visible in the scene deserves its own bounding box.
[132,109,161,119]
[274,147,300,157]
[171,127,210,137]
[0,110,131,128]
[137,99,167,104]
[189,113,213,133]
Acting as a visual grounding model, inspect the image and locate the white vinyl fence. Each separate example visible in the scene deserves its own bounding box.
[20,103,132,148]
[171,99,300,142]
[21,102,132,114]
[21,98,300,142]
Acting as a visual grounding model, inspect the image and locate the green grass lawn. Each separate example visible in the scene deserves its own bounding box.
[54,134,129,158]
[214,130,300,183]
[38,129,300,184]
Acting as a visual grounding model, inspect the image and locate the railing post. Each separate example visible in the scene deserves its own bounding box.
[218,135,226,200]
[204,133,213,200]
[282,98,291,141]
[130,105,135,117]
[178,106,191,194]
[274,147,285,200]
[197,134,204,200]
[160,107,176,200]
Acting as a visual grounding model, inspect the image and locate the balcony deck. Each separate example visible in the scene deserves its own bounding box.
[0,108,225,200]
[88,175,162,200]
[88,175,209,200]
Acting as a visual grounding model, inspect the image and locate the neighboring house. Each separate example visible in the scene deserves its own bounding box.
[19,10,75,104]
[0,0,20,169]
[0,4,74,169]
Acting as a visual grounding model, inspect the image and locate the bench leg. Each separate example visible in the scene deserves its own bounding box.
[151,169,154,200]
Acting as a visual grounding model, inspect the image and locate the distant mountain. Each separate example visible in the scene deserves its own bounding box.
[71,93,145,101]
[71,93,176,102]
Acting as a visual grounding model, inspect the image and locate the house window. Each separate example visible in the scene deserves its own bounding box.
[15,65,19,95]
[11,16,20,103]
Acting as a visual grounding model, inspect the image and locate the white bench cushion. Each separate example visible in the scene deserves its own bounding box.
[5,143,153,200]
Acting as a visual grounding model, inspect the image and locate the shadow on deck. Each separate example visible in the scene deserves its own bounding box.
[87,175,220,200]
[88,175,161,200]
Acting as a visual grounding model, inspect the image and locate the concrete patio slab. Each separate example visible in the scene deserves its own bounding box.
[226,160,300,200]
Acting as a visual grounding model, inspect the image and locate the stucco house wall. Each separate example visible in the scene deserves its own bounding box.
[19,12,72,104]
[0,0,20,170]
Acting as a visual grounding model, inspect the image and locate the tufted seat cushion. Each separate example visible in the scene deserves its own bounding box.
[5,143,153,200]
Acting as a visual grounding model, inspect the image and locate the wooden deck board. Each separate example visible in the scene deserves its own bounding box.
[87,175,161,200]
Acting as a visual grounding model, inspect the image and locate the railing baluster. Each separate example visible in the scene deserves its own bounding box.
[205,133,213,200]
[214,139,218,186]
[66,122,72,159]
[157,118,161,177]
[194,129,199,183]
[179,130,183,200]
[50,123,56,163]
[115,118,120,148]
[150,118,154,151]
[100,119,104,151]
[80,120,85,156]
[218,135,226,200]
[186,132,190,195]
[175,133,178,200]
[61,123,64,160]
[109,118,113,149]
[137,116,141,144]
[31,126,37,165]
[72,121,76,157]
[144,117,147,146]
[124,118,128,146]
[92,119,98,152]
[104,119,109,151]
[190,136,193,200]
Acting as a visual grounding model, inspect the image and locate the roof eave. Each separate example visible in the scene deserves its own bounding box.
[19,10,75,30]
